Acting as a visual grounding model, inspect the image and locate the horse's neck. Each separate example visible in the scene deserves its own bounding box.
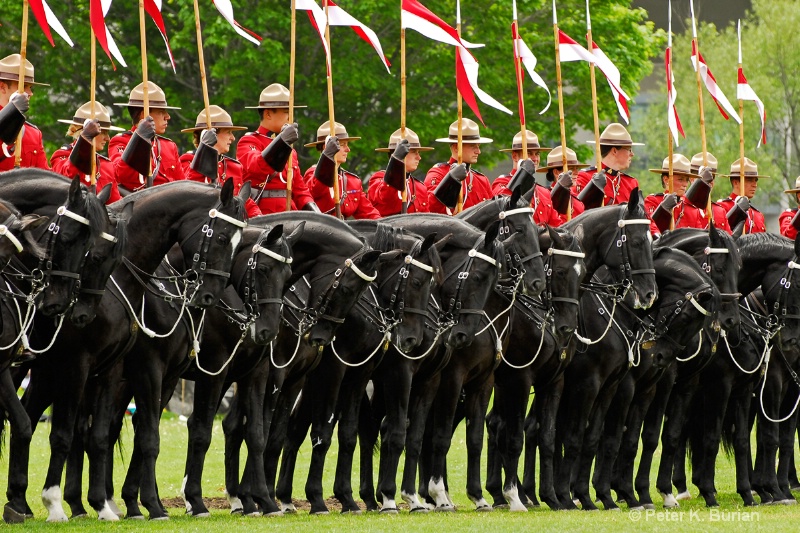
[739,257,785,297]
[287,223,363,279]
[0,181,69,213]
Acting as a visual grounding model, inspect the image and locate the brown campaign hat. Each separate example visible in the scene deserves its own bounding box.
[649,154,699,179]
[375,128,433,153]
[435,118,493,144]
[57,102,124,132]
[724,157,769,179]
[785,176,800,195]
[500,130,552,153]
[114,81,180,109]
[690,152,718,175]
[0,54,48,86]
[587,122,643,146]
[181,105,247,132]
[304,121,360,148]
[536,146,586,173]
[245,83,306,109]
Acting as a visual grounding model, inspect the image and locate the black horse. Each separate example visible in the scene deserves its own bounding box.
[12,180,249,521]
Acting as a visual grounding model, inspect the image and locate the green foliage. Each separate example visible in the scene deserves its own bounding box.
[1,0,660,179]
[630,0,800,205]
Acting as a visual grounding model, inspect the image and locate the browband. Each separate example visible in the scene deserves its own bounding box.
[498,207,535,219]
[57,205,91,226]
[0,224,24,253]
[548,248,585,259]
[617,219,651,228]
[209,208,247,228]
[252,244,293,264]
[468,248,499,268]
[405,254,434,273]
[345,257,377,282]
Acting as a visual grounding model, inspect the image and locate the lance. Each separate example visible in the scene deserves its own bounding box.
[400,0,408,213]
[689,0,712,220]
[585,0,601,172]
[454,0,464,214]
[737,19,747,234]
[552,0,571,220]
[323,0,342,219]
[90,25,98,184]
[667,0,674,230]
[13,0,30,168]
[286,0,297,212]
[512,0,529,178]
[192,0,212,130]
[138,0,153,177]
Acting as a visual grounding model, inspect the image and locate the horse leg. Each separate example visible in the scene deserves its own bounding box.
[333,370,373,514]
[495,373,532,512]
[269,375,304,513]
[63,413,88,518]
[484,406,505,507]
[222,388,245,514]
[273,381,314,512]
[730,386,758,506]
[535,375,565,511]
[358,390,381,511]
[462,376,494,511]
[777,389,800,502]
[655,375,695,507]
[0,368,33,522]
[614,382,658,510]
[375,367,413,511]
[521,399,540,507]
[636,373,674,509]
[577,382,621,511]
[590,380,631,510]
[753,368,784,504]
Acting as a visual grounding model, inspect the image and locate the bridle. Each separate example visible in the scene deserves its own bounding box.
[0,214,24,270]
[238,229,293,323]
[439,235,501,326]
[543,246,585,314]
[601,216,655,290]
[764,258,800,333]
[495,202,541,288]
[640,281,715,352]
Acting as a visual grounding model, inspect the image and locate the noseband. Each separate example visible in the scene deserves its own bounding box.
[544,246,585,313]
[602,217,655,291]
[440,235,500,325]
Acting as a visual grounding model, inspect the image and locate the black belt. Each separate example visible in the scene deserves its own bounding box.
[257,189,287,199]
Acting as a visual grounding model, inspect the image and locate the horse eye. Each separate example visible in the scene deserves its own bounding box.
[218,234,229,244]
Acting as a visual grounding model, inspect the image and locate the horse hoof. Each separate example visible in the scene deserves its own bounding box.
[280,504,297,514]
[661,492,679,509]
[410,506,429,513]
[379,507,398,514]
[341,509,362,515]
[675,491,692,501]
[3,504,26,524]
[71,512,89,519]
[310,510,330,516]
[779,498,797,505]
[151,515,170,521]
[642,503,656,510]
[245,511,262,517]
[607,507,621,512]
[98,507,120,521]
[126,514,145,520]
[264,511,284,517]
[230,509,244,516]
[493,503,510,510]
[628,505,645,512]
[435,505,456,513]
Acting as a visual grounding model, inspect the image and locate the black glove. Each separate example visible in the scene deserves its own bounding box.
[392,139,410,161]
[135,116,156,142]
[577,171,607,209]
[200,128,217,147]
[9,92,30,115]
[0,93,28,144]
[302,201,322,213]
[322,136,340,160]
[698,166,714,184]
[659,193,679,211]
[81,119,102,142]
[432,163,468,209]
[556,170,573,188]
[449,163,467,182]
[726,196,751,228]
[69,135,94,175]
[279,122,299,144]
[506,159,536,196]
[651,193,679,233]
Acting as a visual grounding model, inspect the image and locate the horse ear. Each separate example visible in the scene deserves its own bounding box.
[547,224,561,249]
[286,221,305,247]
[266,224,284,245]
[68,174,82,205]
[96,183,112,205]
[120,201,135,221]
[731,221,744,239]
[510,187,522,207]
[238,181,252,203]
[419,233,436,255]
[19,213,48,232]
[434,233,453,252]
[357,250,383,271]
[484,219,501,249]
[379,250,403,263]
[538,225,552,250]
[627,187,640,213]
[219,177,235,206]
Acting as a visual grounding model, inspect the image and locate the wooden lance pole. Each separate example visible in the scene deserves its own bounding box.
[454,0,465,214]
[324,0,342,219]
[552,0,571,220]
[586,0,601,171]
[286,0,297,212]
[139,0,153,177]
[192,0,212,129]
[90,26,98,184]
[13,0,30,168]
[737,19,747,234]
[512,1,528,176]
[690,0,712,220]
[400,0,408,214]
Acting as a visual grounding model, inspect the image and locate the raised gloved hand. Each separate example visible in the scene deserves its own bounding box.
[200,128,217,147]
[322,136,340,160]
[659,193,679,211]
[519,158,536,175]
[557,170,573,188]
[392,139,410,161]
[726,195,751,229]
[9,92,30,115]
[279,122,298,144]
[135,116,156,143]
[734,195,750,213]
[448,162,468,182]
[80,119,102,142]
[698,166,714,184]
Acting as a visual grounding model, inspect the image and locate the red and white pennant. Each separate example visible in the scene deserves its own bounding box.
[90,0,127,68]
[29,0,73,47]
[212,0,262,45]
[737,21,766,147]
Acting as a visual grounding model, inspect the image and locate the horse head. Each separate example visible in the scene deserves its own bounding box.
[540,225,586,346]
[70,201,133,328]
[232,223,300,346]
[39,178,113,317]
[643,248,720,369]
[0,199,47,271]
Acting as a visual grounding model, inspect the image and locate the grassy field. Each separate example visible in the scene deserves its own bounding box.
[4,410,799,531]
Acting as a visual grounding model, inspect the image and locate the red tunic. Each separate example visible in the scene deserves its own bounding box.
[492,175,563,226]
[718,193,766,234]
[644,193,732,236]
[50,143,121,204]
[108,129,183,191]
[574,164,639,206]
[304,166,380,220]
[0,106,48,171]
[179,152,262,219]
[367,170,430,216]
[779,208,798,240]
[236,126,314,213]
[424,158,493,214]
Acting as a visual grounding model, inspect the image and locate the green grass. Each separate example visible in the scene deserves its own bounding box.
[4,413,800,531]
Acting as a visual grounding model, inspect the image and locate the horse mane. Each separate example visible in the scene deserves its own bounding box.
[372,223,404,253]
[252,211,366,245]
[738,232,794,262]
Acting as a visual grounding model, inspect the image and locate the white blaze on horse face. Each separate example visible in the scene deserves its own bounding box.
[230,230,242,261]
[574,261,582,278]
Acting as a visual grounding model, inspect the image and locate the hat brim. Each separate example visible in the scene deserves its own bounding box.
[57,118,125,132]
[244,104,308,109]
[499,147,553,153]
[434,137,493,144]
[587,140,645,146]
[180,125,248,133]
[375,146,434,153]
[785,189,800,194]
[113,103,181,110]
[0,75,49,87]
[536,163,587,173]
[648,169,698,179]
[304,136,361,148]
[720,174,770,179]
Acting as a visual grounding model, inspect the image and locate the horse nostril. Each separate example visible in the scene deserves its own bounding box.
[199,293,216,307]
[403,336,418,350]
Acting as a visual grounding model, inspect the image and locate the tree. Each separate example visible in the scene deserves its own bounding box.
[630,0,800,206]
[1,0,661,179]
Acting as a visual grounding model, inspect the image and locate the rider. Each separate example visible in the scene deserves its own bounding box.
[179,105,261,218]
[425,118,493,214]
[109,81,183,192]
[717,157,767,234]
[368,128,433,216]
[304,121,380,219]
[238,83,318,213]
[50,102,124,204]
[534,146,588,223]
[644,154,697,236]
[574,122,643,210]
[780,176,800,239]
[682,152,732,234]
[0,54,48,171]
